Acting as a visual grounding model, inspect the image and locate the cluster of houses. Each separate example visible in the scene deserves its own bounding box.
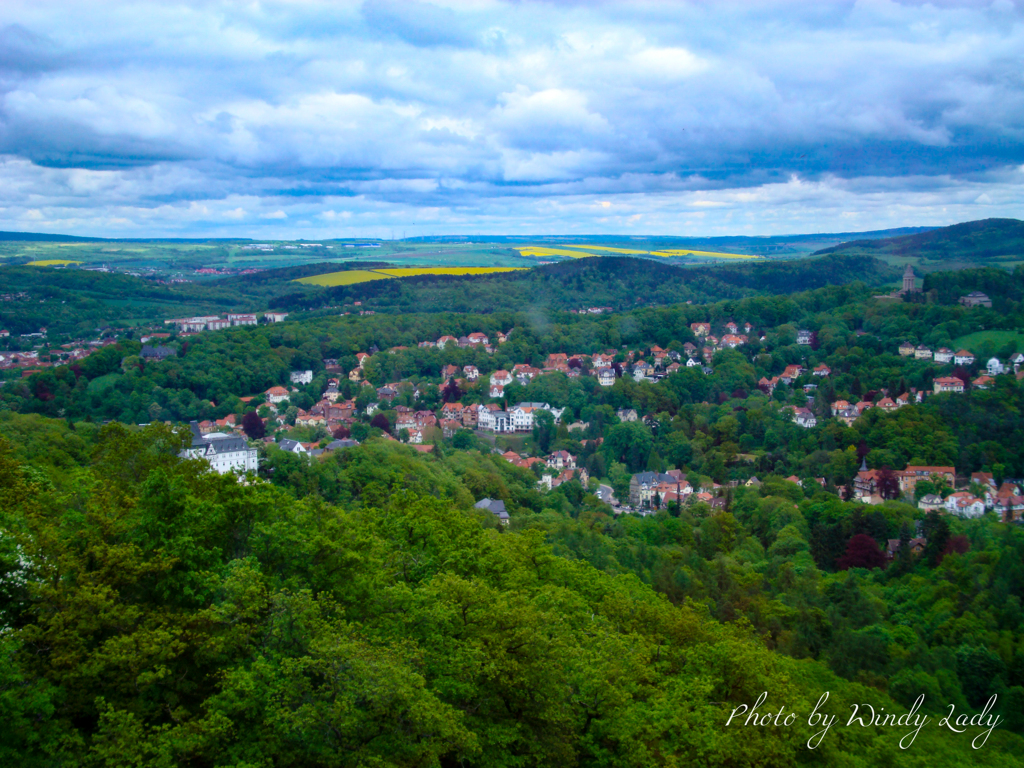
[0,336,123,375]
[163,312,286,333]
[896,343,1024,393]
[854,464,1024,522]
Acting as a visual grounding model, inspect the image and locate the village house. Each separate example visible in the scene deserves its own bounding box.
[796,330,813,345]
[545,450,576,470]
[914,345,932,360]
[791,407,817,428]
[478,408,512,433]
[898,466,955,494]
[986,357,1005,376]
[290,370,313,385]
[690,322,710,337]
[436,335,459,349]
[489,369,512,387]
[853,466,884,503]
[264,386,290,404]
[179,422,258,474]
[898,342,916,357]
[959,291,992,308]
[812,364,831,377]
[933,348,954,364]
[945,492,986,518]
[886,538,927,560]
[918,494,945,512]
[780,364,803,383]
[467,332,489,346]
[597,367,616,387]
[953,350,975,366]
[463,365,479,381]
[474,498,509,525]
[973,375,995,390]
[629,471,682,508]
[933,376,965,395]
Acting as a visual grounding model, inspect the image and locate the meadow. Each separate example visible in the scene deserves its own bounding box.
[953,329,1024,353]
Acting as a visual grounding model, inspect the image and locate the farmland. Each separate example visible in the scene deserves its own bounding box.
[513,244,760,260]
[25,259,84,266]
[295,266,527,286]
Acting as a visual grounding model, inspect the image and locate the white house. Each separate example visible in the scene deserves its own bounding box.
[265,386,290,404]
[479,409,513,433]
[509,405,536,431]
[179,422,258,474]
[945,492,985,518]
[290,370,313,385]
[489,370,512,387]
[987,357,1005,376]
[954,350,975,366]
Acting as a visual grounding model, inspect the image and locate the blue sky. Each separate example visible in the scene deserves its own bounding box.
[0,0,1021,238]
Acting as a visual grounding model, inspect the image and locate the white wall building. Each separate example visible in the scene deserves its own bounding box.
[180,423,258,474]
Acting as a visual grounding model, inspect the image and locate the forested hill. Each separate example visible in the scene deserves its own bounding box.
[275,253,900,314]
[814,218,1024,264]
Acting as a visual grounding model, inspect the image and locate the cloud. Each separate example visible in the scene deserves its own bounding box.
[0,0,1019,236]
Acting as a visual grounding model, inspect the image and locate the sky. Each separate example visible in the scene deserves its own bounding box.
[0,0,1022,239]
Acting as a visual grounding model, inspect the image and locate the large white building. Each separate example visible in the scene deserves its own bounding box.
[180,422,258,474]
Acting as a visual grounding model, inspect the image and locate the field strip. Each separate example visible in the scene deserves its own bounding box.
[516,244,758,259]
[26,259,84,266]
[514,247,600,258]
[295,266,528,286]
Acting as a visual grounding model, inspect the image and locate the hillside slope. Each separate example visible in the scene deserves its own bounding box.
[268,252,900,313]
[814,218,1024,265]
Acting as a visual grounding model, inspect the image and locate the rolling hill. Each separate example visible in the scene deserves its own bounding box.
[814,218,1024,268]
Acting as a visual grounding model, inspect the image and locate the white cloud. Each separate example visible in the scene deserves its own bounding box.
[0,1,1019,236]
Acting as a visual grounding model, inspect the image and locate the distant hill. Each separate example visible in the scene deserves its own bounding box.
[269,252,900,314]
[0,231,107,242]
[813,218,1024,264]
[0,231,248,243]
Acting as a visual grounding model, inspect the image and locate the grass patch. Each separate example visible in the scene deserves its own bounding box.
[294,270,396,286]
[26,259,83,266]
[952,330,1024,353]
[86,373,123,394]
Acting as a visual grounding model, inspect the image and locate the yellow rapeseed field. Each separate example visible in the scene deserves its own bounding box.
[652,249,759,259]
[516,244,759,260]
[26,259,84,266]
[375,267,526,277]
[514,247,599,258]
[295,266,527,286]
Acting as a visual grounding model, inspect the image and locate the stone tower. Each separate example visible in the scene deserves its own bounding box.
[902,264,916,293]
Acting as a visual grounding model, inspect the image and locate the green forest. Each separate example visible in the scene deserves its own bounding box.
[2,416,1024,766]
[4,258,1024,765]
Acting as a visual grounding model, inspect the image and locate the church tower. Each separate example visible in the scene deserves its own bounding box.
[902,264,916,293]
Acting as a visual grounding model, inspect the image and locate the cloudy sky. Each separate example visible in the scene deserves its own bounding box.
[0,0,1022,238]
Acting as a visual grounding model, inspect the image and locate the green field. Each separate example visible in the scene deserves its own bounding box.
[952,329,1024,353]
